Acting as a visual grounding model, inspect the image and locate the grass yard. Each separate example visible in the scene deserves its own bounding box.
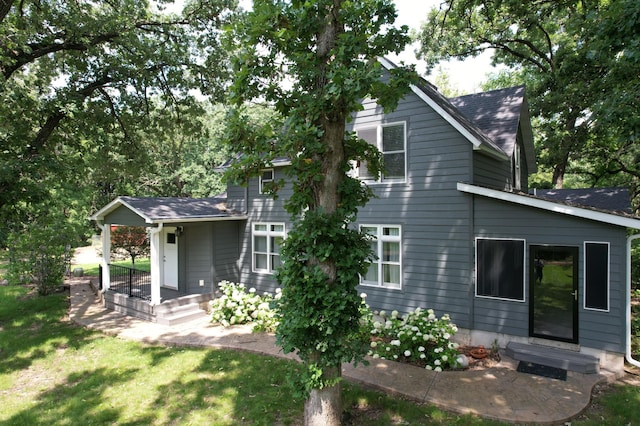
[71,258,151,276]
[0,285,499,425]
[1,284,640,425]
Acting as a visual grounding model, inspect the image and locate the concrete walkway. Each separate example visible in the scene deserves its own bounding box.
[67,279,614,424]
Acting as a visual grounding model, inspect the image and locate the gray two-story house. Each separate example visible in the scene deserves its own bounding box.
[91,58,640,374]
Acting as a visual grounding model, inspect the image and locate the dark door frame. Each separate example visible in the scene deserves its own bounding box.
[529,245,579,343]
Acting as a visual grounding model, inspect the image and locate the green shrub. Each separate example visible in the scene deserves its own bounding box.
[210,280,281,332]
[210,281,463,371]
[365,308,462,371]
[6,225,71,295]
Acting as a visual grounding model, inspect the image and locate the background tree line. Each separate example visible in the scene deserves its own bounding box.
[418,0,640,209]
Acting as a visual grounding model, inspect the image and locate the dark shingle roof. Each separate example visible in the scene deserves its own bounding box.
[449,86,525,157]
[532,188,632,214]
[91,194,246,223]
[411,78,507,157]
[118,195,233,221]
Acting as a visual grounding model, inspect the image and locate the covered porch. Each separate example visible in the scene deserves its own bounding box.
[90,195,247,322]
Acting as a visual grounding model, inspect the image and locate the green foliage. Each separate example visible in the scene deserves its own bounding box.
[110,226,149,265]
[419,0,640,198]
[6,221,73,295]
[273,211,374,393]
[209,280,281,332]
[0,0,238,245]
[365,308,462,371]
[224,2,417,408]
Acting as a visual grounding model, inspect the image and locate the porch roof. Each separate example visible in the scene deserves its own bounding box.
[90,194,247,225]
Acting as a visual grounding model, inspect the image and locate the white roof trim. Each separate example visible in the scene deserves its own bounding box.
[89,198,153,223]
[457,182,640,229]
[89,197,247,224]
[377,57,508,162]
[147,215,248,224]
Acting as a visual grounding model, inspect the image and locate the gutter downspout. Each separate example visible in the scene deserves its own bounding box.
[244,185,249,215]
[626,234,640,368]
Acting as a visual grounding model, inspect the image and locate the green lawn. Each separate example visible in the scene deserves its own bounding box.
[72,257,151,276]
[1,285,639,425]
[0,285,498,425]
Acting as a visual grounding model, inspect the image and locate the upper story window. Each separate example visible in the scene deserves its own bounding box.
[513,143,522,190]
[355,122,406,183]
[360,225,402,290]
[252,223,285,274]
[259,168,274,194]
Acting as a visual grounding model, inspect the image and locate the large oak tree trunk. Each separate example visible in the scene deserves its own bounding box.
[302,2,348,424]
[304,366,342,426]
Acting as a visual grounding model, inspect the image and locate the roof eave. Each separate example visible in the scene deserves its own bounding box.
[457,182,640,229]
[89,197,153,223]
[146,215,248,224]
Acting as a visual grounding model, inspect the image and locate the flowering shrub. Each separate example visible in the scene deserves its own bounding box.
[366,308,461,371]
[210,282,462,371]
[209,280,281,332]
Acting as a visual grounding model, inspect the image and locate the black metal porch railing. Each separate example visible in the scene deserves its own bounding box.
[105,264,152,301]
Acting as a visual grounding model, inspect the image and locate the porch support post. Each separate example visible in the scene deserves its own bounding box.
[149,223,163,305]
[98,222,111,291]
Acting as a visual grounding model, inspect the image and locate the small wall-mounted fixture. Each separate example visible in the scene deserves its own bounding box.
[175,226,184,237]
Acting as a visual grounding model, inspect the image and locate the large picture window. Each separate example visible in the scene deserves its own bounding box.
[584,242,609,311]
[252,223,285,273]
[476,238,525,301]
[355,122,406,182]
[360,225,402,289]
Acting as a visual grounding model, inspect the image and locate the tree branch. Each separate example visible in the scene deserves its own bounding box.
[30,76,113,154]
[98,87,130,141]
[0,0,13,24]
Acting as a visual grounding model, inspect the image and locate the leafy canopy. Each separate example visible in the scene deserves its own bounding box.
[0,0,237,246]
[417,0,639,195]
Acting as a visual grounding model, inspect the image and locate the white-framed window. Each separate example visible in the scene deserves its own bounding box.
[259,168,274,194]
[252,223,285,274]
[584,241,610,312]
[475,238,526,302]
[355,122,406,183]
[360,225,402,289]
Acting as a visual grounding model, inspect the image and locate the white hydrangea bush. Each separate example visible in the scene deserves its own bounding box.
[366,307,461,371]
[209,280,281,332]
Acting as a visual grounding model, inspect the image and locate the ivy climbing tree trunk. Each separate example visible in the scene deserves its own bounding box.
[224,1,417,424]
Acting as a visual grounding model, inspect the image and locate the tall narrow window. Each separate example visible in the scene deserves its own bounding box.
[476,238,525,301]
[514,143,522,190]
[360,225,402,289]
[585,242,609,311]
[252,223,285,273]
[356,122,406,182]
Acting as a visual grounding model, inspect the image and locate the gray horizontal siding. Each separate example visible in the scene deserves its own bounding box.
[235,169,292,294]
[212,221,241,285]
[349,90,476,328]
[471,196,627,352]
[104,205,147,226]
[181,221,243,295]
[184,223,214,294]
[473,152,511,190]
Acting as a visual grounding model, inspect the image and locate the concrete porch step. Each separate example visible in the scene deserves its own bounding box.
[506,342,600,374]
[155,302,209,326]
